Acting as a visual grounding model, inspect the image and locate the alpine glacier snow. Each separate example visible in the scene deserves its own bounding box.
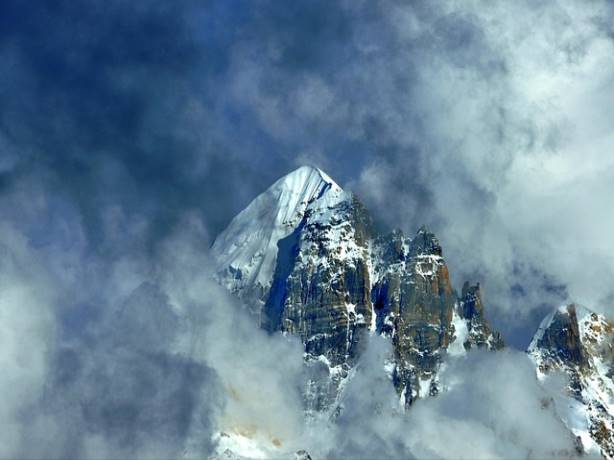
[211,166,348,314]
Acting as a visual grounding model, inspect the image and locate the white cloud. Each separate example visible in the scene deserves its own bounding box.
[345,0,614,328]
[0,224,57,458]
[298,339,584,459]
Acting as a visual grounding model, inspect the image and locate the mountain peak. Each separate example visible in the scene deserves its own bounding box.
[211,165,348,300]
[409,225,442,257]
[212,164,505,422]
[277,165,343,199]
[528,303,596,354]
[528,304,614,456]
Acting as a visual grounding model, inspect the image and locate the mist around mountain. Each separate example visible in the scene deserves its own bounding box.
[207,166,614,459]
[1,0,613,457]
[1,164,608,459]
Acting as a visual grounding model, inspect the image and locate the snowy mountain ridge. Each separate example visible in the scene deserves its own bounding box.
[210,166,614,459]
[212,165,501,405]
[211,166,348,314]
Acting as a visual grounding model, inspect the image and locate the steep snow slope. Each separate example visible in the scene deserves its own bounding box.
[211,166,348,313]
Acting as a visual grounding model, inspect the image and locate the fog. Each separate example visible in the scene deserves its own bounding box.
[1,0,613,457]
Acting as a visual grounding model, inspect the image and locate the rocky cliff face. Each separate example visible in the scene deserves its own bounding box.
[212,166,502,414]
[370,227,504,405]
[529,304,614,458]
[211,166,614,459]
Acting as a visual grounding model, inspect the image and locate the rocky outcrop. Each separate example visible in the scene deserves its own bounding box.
[531,304,587,369]
[210,166,614,458]
[273,196,374,368]
[370,227,503,405]
[371,227,454,403]
[212,166,503,413]
[458,282,505,351]
[529,304,614,458]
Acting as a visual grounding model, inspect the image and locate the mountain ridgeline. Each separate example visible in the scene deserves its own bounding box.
[529,304,614,457]
[212,166,614,459]
[211,166,502,410]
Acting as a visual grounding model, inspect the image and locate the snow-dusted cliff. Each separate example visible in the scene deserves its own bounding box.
[212,166,502,414]
[529,304,614,457]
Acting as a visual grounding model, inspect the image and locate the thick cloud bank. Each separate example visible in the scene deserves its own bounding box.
[0,201,307,458]
[0,183,587,459]
[218,0,614,341]
[2,0,613,346]
[303,339,586,459]
[1,0,613,457]
[0,215,588,458]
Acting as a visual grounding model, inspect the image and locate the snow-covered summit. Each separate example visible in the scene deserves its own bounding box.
[212,166,503,406]
[211,166,349,304]
[211,165,507,456]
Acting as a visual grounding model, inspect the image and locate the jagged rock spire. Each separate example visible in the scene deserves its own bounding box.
[529,304,614,457]
[213,166,504,412]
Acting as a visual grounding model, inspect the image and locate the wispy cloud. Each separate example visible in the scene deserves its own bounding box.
[1,0,613,457]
